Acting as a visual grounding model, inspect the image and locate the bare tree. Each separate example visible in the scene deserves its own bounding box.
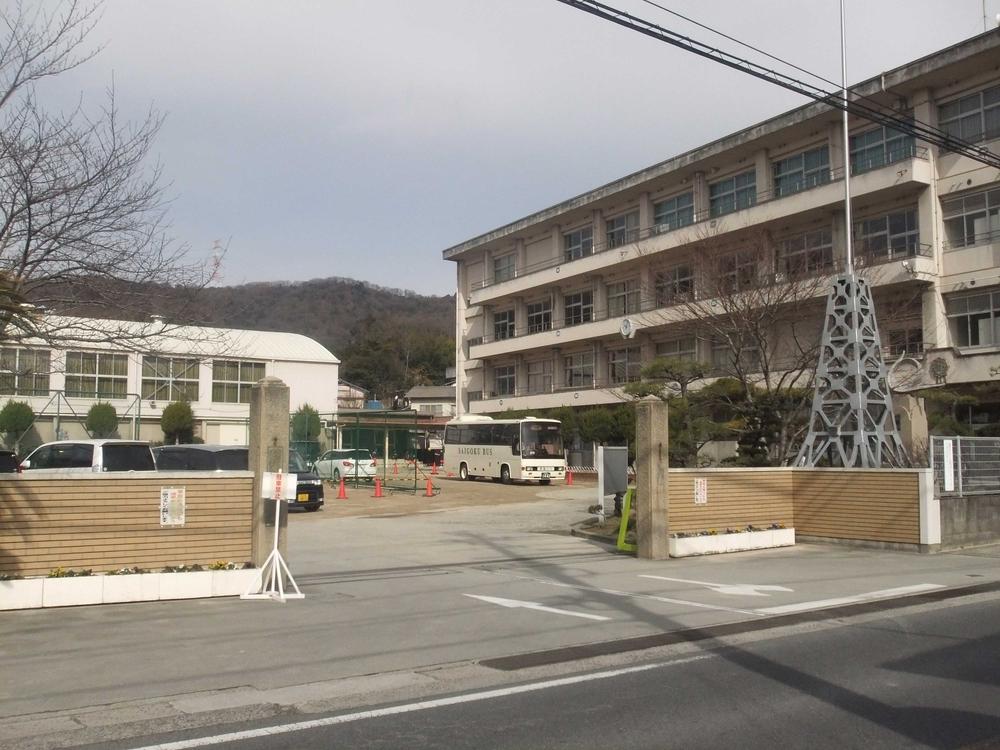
[0,1,220,349]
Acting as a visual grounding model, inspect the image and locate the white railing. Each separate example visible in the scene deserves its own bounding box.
[930,436,1000,496]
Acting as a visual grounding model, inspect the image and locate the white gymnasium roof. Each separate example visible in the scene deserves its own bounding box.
[32,316,339,365]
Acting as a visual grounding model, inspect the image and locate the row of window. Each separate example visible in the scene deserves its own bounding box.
[488,81,1000,285]
[488,325,926,397]
[0,351,266,403]
[488,209,920,342]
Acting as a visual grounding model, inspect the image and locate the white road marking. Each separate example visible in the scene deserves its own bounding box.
[477,570,763,616]
[754,583,946,615]
[464,594,611,621]
[128,654,715,750]
[639,575,794,597]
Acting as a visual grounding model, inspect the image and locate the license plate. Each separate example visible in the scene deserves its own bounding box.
[297,493,309,502]
[541,472,550,478]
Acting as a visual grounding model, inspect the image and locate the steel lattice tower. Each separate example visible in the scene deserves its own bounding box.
[794,272,908,467]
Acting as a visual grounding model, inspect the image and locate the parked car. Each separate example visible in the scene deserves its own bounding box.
[0,449,20,473]
[152,444,325,511]
[20,440,156,473]
[312,448,377,482]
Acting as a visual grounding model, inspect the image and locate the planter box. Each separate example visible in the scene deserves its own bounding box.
[669,528,795,558]
[0,578,44,609]
[102,573,161,603]
[0,569,262,610]
[158,570,214,600]
[43,576,104,607]
[212,568,261,597]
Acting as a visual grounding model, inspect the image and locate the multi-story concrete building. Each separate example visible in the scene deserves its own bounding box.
[444,31,1000,431]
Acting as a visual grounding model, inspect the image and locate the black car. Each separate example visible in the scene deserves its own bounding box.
[152,444,325,511]
[0,449,20,473]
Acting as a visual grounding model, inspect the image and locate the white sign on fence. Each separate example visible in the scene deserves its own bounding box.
[261,472,298,500]
[942,439,954,492]
[160,487,186,527]
[694,477,708,505]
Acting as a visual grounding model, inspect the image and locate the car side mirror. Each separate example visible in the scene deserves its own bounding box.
[20,459,30,469]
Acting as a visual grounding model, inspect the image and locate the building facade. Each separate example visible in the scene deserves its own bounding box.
[0,316,339,447]
[444,32,1000,431]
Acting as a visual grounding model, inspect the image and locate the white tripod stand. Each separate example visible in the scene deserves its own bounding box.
[242,471,304,602]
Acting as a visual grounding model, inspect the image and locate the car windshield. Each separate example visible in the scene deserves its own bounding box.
[288,451,308,472]
[520,422,563,459]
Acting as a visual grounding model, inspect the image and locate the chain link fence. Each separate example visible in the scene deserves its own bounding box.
[930,436,1000,496]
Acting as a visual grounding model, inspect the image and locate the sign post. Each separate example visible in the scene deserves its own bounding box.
[242,471,304,602]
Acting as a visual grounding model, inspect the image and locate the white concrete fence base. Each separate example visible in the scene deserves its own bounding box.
[0,568,262,610]
[668,528,796,558]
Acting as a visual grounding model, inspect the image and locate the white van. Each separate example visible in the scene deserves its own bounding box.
[20,440,156,473]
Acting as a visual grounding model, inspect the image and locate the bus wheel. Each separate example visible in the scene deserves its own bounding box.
[539,479,551,485]
[500,465,511,484]
[459,463,469,481]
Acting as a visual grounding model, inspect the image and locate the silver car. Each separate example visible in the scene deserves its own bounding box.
[20,439,156,473]
[313,448,376,482]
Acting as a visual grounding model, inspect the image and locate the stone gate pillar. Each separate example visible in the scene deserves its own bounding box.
[635,396,669,559]
[249,376,290,567]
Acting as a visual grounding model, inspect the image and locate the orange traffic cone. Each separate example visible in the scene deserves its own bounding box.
[431,462,438,475]
[424,479,434,497]
[337,478,348,499]
[566,470,574,486]
[374,478,384,498]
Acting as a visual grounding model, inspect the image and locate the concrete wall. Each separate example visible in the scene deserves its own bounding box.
[0,473,254,578]
[940,494,1000,548]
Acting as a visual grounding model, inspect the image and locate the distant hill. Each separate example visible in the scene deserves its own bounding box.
[194,277,455,358]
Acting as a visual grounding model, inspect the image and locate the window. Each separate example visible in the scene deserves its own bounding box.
[655,337,697,361]
[855,208,919,259]
[655,265,694,306]
[780,228,833,274]
[850,124,915,173]
[0,348,50,396]
[493,309,515,341]
[493,254,515,283]
[608,347,641,384]
[946,290,1000,348]
[606,211,639,248]
[65,351,128,399]
[886,328,924,358]
[564,226,594,261]
[526,300,552,333]
[939,84,1000,145]
[607,279,640,317]
[141,356,199,402]
[564,290,593,326]
[942,186,1000,249]
[718,251,757,293]
[710,169,756,217]
[526,359,553,394]
[772,146,830,197]
[712,339,759,371]
[212,360,266,403]
[493,365,515,396]
[653,192,694,233]
[564,351,594,388]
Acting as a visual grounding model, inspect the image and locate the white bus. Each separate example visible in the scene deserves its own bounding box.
[444,415,565,484]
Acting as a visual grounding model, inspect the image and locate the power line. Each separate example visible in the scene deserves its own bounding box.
[556,0,1000,169]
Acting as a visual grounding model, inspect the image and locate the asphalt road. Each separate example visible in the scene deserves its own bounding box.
[94,595,1000,750]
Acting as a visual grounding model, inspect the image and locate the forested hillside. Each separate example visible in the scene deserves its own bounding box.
[195,278,456,399]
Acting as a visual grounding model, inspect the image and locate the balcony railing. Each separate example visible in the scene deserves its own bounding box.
[851,144,927,175]
[471,148,929,293]
[470,243,931,349]
[943,227,1000,251]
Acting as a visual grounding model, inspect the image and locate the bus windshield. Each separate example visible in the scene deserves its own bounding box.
[520,422,562,459]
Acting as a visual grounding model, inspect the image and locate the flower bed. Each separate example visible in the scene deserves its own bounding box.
[0,564,261,610]
[668,525,795,558]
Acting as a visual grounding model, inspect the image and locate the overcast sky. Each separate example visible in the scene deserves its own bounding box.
[43,1,998,295]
